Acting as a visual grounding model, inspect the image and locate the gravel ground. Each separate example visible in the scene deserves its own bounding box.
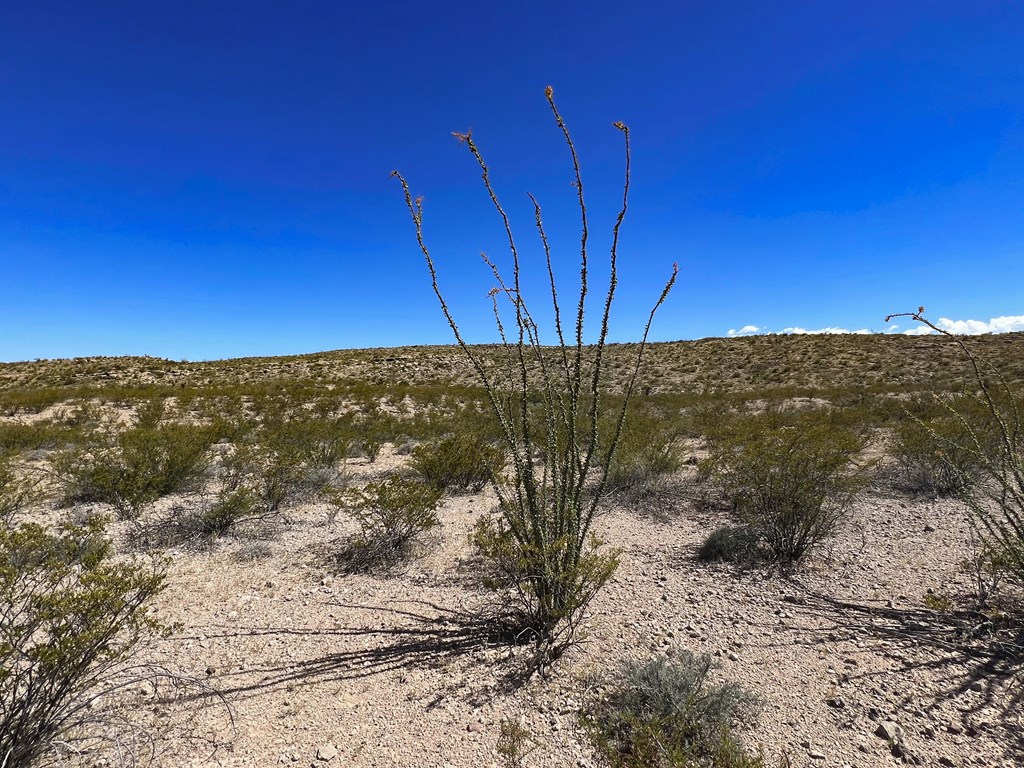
[46,452,1024,768]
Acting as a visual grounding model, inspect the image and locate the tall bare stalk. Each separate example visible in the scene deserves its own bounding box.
[886,309,1024,592]
[393,87,676,663]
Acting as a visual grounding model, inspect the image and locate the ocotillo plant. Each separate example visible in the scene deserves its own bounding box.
[393,87,676,665]
[886,309,1024,594]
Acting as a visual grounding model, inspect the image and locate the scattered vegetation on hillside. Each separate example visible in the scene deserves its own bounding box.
[1,315,1022,764]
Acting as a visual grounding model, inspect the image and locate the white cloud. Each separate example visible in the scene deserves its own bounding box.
[725,315,1024,339]
[897,315,1024,335]
[934,315,1024,335]
[782,326,870,335]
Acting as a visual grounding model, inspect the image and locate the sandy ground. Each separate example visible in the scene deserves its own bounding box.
[44,447,1016,768]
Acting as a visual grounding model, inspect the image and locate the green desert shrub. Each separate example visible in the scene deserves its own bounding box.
[259,416,354,472]
[0,457,38,525]
[889,395,996,496]
[133,396,168,429]
[702,408,870,566]
[220,417,351,515]
[585,651,766,768]
[602,402,684,496]
[0,420,80,457]
[194,488,259,538]
[333,475,443,573]
[222,443,330,516]
[410,432,504,493]
[53,424,214,520]
[0,518,166,767]
[496,719,537,768]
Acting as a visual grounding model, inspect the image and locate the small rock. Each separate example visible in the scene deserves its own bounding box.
[315,744,338,762]
[467,722,484,733]
[892,740,923,765]
[876,721,903,743]
[808,747,826,760]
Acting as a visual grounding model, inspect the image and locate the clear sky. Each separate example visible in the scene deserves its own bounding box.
[2,1,1022,362]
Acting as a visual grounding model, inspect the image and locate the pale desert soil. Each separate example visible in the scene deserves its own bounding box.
[54,450,1023,768]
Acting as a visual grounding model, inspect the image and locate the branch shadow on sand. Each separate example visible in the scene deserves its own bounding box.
[175,599,539,708]
[787,585,1024,758]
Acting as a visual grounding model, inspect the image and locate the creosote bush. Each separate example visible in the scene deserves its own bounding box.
[602,401,683,498]
[0,457,37,525]
[195,488,259,538]
[410,432,504,494]
[702,408,870,567]
[394,86,676,662]
[889,395,994,497]
[584,651,767,768]
[0,517,166,767]
[220,417,350,517]
[53,424,214,521]
[333,476,443,573]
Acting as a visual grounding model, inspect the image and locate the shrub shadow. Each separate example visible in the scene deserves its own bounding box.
[176,599,537,708]
[789,586,1024,758]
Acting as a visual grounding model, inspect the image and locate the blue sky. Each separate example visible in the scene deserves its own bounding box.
[2,1,1022,362]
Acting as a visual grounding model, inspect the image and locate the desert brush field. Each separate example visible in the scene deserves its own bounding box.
[2,332,1023,768]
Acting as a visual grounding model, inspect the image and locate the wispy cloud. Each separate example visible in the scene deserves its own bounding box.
[723,315,1024,338]
[914,315,1024,335]
[783,326,870,335]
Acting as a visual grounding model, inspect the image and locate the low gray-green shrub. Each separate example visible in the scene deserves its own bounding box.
[195,488,259,538]
[602,403,684,496]
[584,651,766,768]
[220,419,349,516]
[696,525,762,565]
[0,420,80,457]
[889,395,995,496]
